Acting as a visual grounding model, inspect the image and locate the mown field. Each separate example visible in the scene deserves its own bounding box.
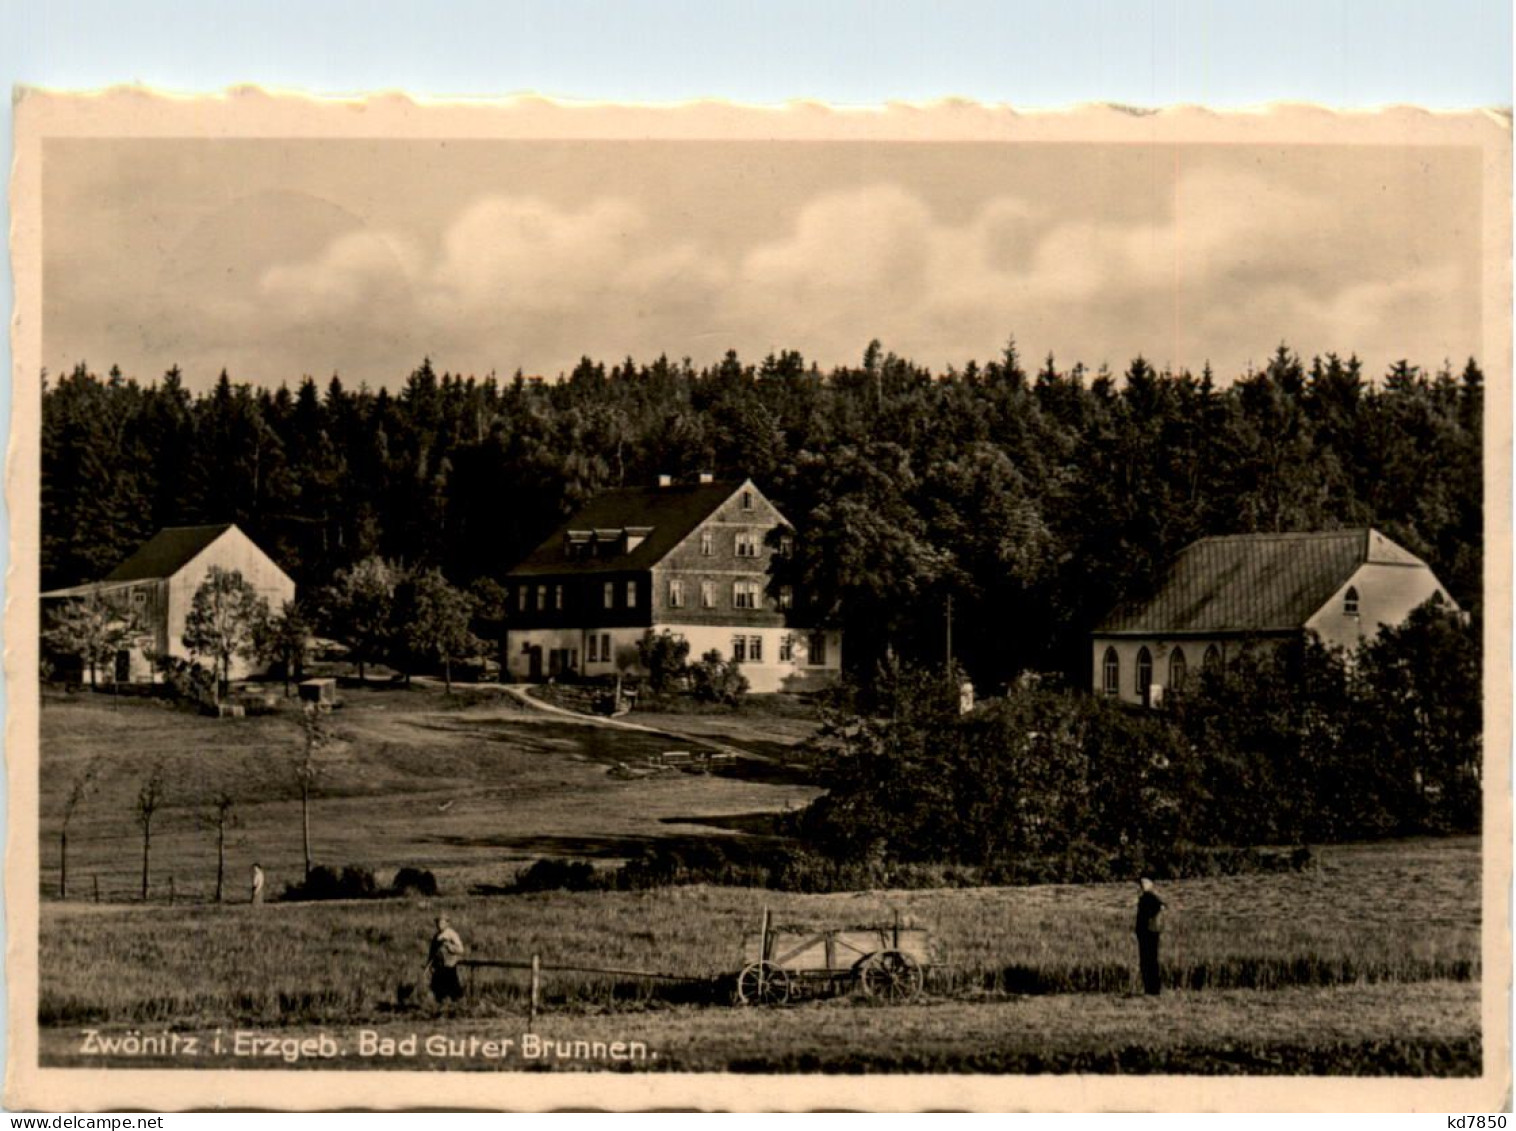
[39,837,1481,1072]
[37,687,1484,1074]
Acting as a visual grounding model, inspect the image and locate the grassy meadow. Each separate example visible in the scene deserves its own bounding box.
[37,685,1484,1074]
[40,685,820,900]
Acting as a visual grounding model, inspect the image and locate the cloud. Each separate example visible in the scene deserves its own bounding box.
[232,170,1475,383]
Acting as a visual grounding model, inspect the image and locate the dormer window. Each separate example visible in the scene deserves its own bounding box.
[741,490,754,511]
[1344,586,1360,617]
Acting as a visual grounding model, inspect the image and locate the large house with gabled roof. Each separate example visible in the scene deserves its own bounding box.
[504,476,841,692]
[41,523,295,683]
[1092,528,1458,707]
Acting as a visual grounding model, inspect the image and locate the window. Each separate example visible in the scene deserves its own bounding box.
[668,579,685,608]
[701,580,717,608]
[554,585,563,611]
[808,631,828,666]
[536,585,547,611]
[749,635,763,662]
[604,581,615,609]
[741,490,754,510]
[1102,647,1120,696]
[1203,644,1222,674]
[1344,586,1360,616]
[600,633,611,662]
[777,534,794,558]
[587,635,599,663]
[778,585,794,610]
[779,635,794,662]
[732,636,748,662]
[626,580,637,608]
[518,585,528,612]
[733,580,760,609]
[131,589,147,607]
[700,530,714,556]
[1168,647,1187,693]
[1136,647,1153,706]
[735,531,758,558]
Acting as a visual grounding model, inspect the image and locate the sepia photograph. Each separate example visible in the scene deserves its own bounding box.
[5,92,1510,1111]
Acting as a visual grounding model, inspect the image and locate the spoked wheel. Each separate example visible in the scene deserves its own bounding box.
[859,950,924,1003]
[736,961,792,1006]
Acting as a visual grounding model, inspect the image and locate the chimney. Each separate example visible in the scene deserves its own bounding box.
[657,474,673,488]
[697,472,714,484]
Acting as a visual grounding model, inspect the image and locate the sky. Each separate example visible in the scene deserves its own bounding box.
[42,134,1484,391]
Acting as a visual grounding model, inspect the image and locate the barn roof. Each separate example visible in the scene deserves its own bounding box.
[1095,528,1429,635]
[508,480,758,576]
[104,524,235,581]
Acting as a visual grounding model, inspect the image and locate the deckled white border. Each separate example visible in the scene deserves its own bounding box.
[6,90,1510,1112]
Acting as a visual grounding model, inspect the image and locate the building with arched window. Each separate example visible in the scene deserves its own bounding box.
[1090,528,1458,707]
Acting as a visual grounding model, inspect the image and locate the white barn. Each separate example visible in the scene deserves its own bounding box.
[42,524,296,683]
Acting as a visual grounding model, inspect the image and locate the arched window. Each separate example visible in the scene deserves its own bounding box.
[1168,647,1187,693]
[1344,586,1360,616]
[1102,647,1120,696]
[1203,644,1222,673]
[1136,647,1153,706]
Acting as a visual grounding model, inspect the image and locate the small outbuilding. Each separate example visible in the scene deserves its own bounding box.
[298,678,339,707]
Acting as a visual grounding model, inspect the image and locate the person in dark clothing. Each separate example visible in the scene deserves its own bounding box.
[1134,877,1165,995]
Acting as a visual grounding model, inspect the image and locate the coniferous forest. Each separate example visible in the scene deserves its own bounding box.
[41,341,1483,690]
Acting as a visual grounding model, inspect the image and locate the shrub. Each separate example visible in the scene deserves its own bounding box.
[159,657,217,707]
[391,866,439,897]
[513,857,601,893]
[636,630,691,695]
[280,864,379,902]
[688,650,749,706]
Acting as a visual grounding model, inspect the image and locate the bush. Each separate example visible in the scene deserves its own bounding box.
[159,657,217,707]
[280,864,379,902]
[688,650,749,706]
[636,630,691,695]
[512,857,602,893]
[391,866,439,897]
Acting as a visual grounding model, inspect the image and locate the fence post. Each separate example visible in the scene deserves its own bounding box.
[93,875,100,904]
[761,907,772,961]
[169,877,175,906]
[529,954,541,1032]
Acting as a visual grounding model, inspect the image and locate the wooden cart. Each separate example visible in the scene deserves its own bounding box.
[736,910,930,1005]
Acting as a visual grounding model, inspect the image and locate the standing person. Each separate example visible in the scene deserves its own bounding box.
[250,863,265,906]
[426,915,466,1004]
[1134,877,1165,995]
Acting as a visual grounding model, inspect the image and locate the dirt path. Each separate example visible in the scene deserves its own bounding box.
[499,684,754,760]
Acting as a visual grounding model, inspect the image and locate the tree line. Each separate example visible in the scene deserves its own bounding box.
[803,597,1481,869]
[42,340,1483,687]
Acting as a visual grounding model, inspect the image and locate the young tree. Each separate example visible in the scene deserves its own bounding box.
[43,589,144,689]
[182,567,270,704]
[391,568,479,692]
[467,577,510,676]
[135,763,167,901]
[202,789,239,903]
[257,599,311,695]
[320,556,397,682]
[295,704,333,876]
[637,629,691,695]
[59,756,102,898]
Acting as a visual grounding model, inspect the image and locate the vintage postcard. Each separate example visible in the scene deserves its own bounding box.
[5,91,1510,1111]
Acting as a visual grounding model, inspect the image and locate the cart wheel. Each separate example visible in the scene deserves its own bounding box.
[736,961,791,1006]
[860,950,923,1003]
